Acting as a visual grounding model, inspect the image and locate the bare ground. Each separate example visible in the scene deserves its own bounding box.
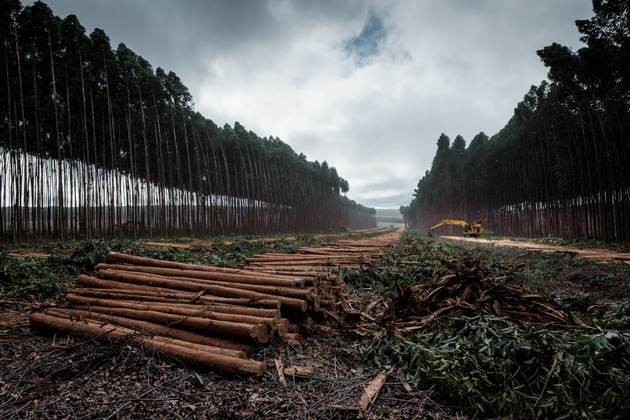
[442,236,630,264]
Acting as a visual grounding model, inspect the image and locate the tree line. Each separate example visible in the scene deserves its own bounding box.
[0,0,376,241]
[404,0,629,242]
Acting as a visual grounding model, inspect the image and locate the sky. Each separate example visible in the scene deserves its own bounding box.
[25,0,594,209]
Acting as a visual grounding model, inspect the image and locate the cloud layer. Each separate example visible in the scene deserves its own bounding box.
[28,0,594,208]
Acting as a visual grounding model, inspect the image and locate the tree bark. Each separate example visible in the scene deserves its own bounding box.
[30,312,265,377]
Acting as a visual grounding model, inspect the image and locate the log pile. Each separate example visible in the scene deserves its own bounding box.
[30,230,403,377]
[244,230,403,319]
[381,258,581,332]
[245,230,402,273]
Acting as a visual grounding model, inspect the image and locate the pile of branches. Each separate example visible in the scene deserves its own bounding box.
[382,258,581,331]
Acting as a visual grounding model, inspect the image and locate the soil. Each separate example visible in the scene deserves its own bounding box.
[442,235,630,264]
[2,234,629,419]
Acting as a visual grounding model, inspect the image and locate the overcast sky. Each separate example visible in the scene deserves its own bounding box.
[26,0,594,209]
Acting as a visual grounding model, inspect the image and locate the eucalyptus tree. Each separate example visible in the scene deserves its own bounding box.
[1,0,377,240]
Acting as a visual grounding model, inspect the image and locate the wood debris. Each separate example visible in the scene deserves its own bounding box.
[274,357,287,387]
[358,370,389,411]
[283,364,317,378]
[327,368,391,412]
[382,257,581,331]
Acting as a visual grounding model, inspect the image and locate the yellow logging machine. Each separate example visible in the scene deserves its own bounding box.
[429,219,485,237]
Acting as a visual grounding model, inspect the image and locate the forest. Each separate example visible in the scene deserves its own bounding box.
[403,0,630,242]
[0,0,376,242]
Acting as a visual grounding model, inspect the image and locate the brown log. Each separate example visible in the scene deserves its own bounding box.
[96,263,305,288]
[46,307,252,355]
[64,295,279,328]
[299,247,378,254]
[45,309,248,359]
[241,270,318,286]
[60,304,269,343]
[65,292,280,319]
[29,312,265,377]
[246,254,340,262]
[80,273,307,312]
[250,259,359,266]
[275,318,288,337]
[76,274,171,293]
[109,252,311,280]
[69,285,281,309]
[97,269,312,300]
[252,264,362,270]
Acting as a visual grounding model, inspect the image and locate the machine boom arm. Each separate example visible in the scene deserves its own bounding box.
[429,219,485,237]
[430,220,470,229]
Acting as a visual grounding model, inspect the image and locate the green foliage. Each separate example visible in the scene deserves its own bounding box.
[63,239,137,273]
[135,246,210,265]
[358,314,630,418]
[353,231,630,416]
[341,267,404,296]
[0,256,75,299]
[342,232,476,296]
[595,302,630,331]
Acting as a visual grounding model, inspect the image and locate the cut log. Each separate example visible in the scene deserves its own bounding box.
[97,269,312,300]
[45,307,252,355]
[64,295,279,328]
[61,304,269,343]
[46,309,248,359]
[69,285,281,309]
[64,293,281,319]
[96,263,305,288]
[80,273,308,312]
[29,312,265,377]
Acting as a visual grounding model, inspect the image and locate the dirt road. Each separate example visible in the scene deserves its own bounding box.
[441,236,630,264]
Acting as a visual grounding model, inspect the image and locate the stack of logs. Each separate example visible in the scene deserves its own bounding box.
[30,229,403,377]
[246,231,402,273]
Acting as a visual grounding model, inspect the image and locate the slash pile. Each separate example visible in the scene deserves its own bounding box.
[30,230,403,377]
[382,258,581,332]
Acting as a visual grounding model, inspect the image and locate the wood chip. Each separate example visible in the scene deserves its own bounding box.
[274,357,286,387]
[358,370,388,411]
